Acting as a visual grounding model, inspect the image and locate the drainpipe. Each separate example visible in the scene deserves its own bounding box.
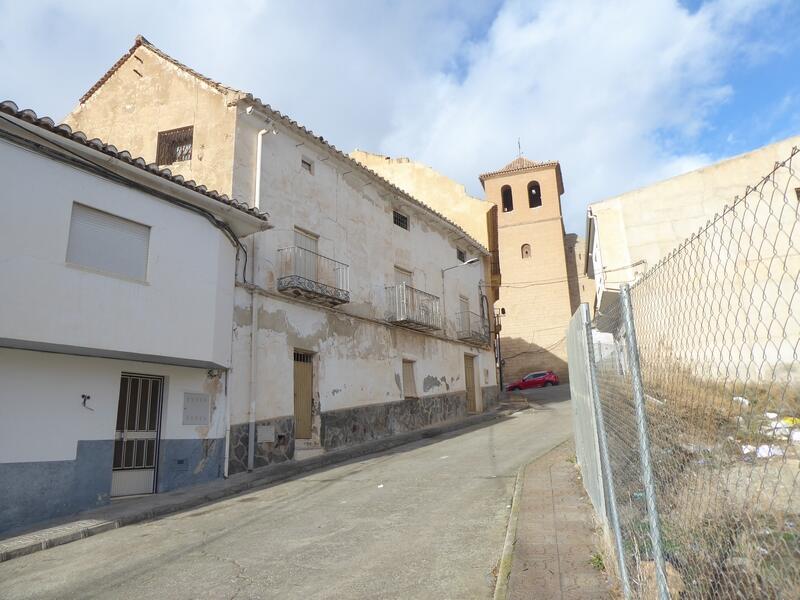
[223,369,231,477]
[247,126,269,471]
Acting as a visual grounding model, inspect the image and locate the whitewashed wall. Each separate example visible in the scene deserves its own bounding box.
[0,139,236,368]
[228,111,496,425]
[0,349,227,463]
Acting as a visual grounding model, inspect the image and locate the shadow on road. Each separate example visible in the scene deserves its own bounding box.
[507,384,571,409]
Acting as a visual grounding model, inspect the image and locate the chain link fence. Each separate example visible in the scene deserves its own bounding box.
[569,146,800,599]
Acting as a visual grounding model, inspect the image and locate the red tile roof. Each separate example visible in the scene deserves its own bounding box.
[479,156,561,183]
[0,100,268,222]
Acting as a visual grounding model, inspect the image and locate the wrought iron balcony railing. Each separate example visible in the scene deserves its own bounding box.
[277,246,350,307]
[456,311,491,345]
[385,283,442,331]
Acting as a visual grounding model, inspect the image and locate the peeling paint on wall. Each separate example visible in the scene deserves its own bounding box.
[422,375,442,392]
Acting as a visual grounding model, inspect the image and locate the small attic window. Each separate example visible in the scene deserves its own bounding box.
[457,248,467,263]
[393,210,409,230]
[156,126,193,165]
[301,157,314,174]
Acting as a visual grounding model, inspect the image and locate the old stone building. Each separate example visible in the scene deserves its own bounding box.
[65,36,499,474]
[479,157,592,384]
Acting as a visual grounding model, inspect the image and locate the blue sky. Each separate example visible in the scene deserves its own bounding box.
[1,0,799,234]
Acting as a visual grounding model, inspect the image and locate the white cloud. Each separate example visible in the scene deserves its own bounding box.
[379,0,781,232]
[0,0,784,233]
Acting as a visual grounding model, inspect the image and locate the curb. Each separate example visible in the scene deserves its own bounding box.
[493,464,526,600]
[1,406,519,563]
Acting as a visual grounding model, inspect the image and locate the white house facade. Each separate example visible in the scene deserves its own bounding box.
[0,102,268,534]
[65,37,500,474]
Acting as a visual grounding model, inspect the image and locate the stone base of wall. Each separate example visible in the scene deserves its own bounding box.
[228,416,295,475]
[481,385,500,410]
[321,392,467,451]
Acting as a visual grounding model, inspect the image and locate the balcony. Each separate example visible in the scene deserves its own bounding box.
[457,311,491,345]
[385,283,442,331]
[277,247,350,307]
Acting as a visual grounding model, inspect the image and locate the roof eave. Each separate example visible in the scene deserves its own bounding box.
[0,109,269,236]
[239,99,489,255]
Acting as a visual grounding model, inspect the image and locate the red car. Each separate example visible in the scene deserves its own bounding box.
[506,370,559,391]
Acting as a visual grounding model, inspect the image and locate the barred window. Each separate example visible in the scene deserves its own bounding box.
[393,210,409,230]
[156,126,193,165]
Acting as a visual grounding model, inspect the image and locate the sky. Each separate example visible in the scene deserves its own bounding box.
[2,0,799,235]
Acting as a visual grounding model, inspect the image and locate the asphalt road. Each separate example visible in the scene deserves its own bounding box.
[0,387,572,600]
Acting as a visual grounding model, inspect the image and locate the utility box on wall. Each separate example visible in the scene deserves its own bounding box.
[182,393,210,426]
[257,424,276,444]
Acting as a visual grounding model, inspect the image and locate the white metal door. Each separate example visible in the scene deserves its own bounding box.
[111,373,163,497]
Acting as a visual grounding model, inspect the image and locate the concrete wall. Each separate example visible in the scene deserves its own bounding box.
[0,349,226,534]
[587,136,800,385]
[0,136,236,368]
[588,134,800,307]
[350,150,492,248]
[64,44,238,198]
[484,164,574,382]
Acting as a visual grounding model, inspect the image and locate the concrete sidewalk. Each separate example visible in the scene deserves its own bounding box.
[506,440,613,600]
[1,405,522,563]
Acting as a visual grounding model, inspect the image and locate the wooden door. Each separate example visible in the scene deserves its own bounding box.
[293,351,313,439]
[464,355,477,413]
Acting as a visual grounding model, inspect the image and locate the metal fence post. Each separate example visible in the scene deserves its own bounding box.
[582,304,632,600]
[620,284,670,600]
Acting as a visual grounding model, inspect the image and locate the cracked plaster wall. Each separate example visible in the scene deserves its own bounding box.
[227,115,497,446]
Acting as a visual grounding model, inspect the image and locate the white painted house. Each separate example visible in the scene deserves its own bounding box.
[0,101,269,534]
[65,36,499,473]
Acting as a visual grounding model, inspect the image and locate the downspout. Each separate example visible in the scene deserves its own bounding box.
[223,369,230,477]
[248,126,269,471]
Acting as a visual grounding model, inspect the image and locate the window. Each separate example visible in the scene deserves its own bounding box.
[528,181,542,208]
[393,210,409,230]
[301,157,314,174]
[156,126,193,165]
[457,248,466,263]
[402,360,417,398]
[501,185,514,212]
[394,266,413,287]
[521,243,531,259]
[66,203,150,281]
[294,228,318,253]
